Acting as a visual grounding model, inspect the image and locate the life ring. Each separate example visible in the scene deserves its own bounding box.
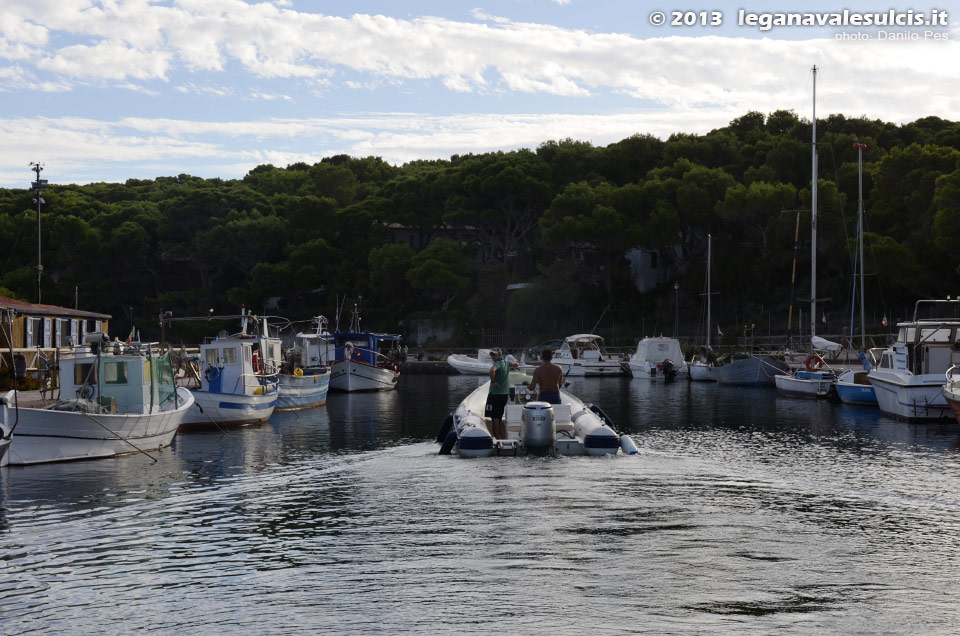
[804,354,824,372]
[204,365,221,381]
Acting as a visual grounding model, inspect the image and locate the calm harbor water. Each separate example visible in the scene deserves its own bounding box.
[3,375,960,634]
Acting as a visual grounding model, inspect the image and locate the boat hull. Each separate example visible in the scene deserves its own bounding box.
[835,370,877,405]
[0,434,10,466]
[1,387,194,466]
[869,372,951,421]
[775,371,835,398]
[945,381,960,425]
[330,360,399,392]
[446,354,492,375]
[627,360,690,379]
[181,388,277,428]
[689,362,715,382]
[277,369,330,411]
[714,355,789,387]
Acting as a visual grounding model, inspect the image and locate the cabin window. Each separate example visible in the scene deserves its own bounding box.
[104,361,128,384]
[205,348,219,365]
[242,347,251,366]
[74,362,97,385]
[919,327,951,344]
[223,347,238,365]
[879,353,892,370]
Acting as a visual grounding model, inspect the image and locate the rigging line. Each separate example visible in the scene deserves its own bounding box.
[79,409,159,463]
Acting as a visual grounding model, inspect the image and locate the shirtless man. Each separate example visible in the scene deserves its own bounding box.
[528,348,564,404]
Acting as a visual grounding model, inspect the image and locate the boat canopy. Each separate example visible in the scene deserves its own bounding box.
[633,337,684,365]
[811,336,842,353]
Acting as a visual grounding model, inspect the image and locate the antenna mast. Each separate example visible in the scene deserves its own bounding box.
[29,162,47,304]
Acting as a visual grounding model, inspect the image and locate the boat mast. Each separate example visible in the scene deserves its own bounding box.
[705,234,711,349]
[855,139,867,350]
[810,65,818,340]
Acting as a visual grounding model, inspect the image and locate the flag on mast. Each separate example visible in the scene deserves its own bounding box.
[882,314,888,327]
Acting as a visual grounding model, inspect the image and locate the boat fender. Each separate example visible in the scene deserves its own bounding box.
[588,403,614,429]
[438,430,458,455]
[804,354,824,372]
[619,434,639,455]
[436,413,454,444]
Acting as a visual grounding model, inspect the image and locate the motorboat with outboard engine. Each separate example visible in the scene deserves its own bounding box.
[436,372,638,457]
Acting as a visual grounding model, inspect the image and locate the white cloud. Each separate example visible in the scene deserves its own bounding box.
[3,2,956,118]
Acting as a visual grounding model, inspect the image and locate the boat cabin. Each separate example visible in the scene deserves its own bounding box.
[555,334,610,362]
[876,300,960,377]
[57,335,177,414]
[632,337,685,365]
[323,331,403,368]
[198,337,276,396]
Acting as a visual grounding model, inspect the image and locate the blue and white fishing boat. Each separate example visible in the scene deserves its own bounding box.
[1,334,194,465]
[436,371,637,457]
[179,313,279,429]
[273,316,330,410]
[318,305,402,392]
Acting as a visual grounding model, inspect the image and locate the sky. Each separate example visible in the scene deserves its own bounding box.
[2,1,958,188]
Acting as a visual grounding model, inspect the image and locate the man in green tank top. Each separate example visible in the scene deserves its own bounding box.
[485,347,517,440]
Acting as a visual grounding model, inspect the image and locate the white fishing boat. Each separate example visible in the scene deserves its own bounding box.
[0,334,194,466]
[774,337,842,398]
[552,334,624,377]
[627,336,688,380]
[867,299,960,421]
[447,349,496,375]
[436,372,637,457]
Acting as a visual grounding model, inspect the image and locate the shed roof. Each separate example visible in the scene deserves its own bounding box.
[0,295,111,320]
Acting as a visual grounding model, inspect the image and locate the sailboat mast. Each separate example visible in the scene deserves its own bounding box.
[856,139,866,350]
[810,65,818,340]
[706,234,711,349]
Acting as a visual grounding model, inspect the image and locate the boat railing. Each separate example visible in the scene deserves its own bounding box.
[231,373,279,396]
[913,298,960,322]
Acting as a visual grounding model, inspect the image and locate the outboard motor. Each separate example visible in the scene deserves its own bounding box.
[521,401,556,456]
[661,359,676,382]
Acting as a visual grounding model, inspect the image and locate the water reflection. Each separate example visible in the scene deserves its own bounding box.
[2,375,960,635]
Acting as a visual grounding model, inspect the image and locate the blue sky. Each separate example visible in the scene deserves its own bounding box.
[2,1,957,187]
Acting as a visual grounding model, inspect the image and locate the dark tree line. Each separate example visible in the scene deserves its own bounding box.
[2,110,959,346]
